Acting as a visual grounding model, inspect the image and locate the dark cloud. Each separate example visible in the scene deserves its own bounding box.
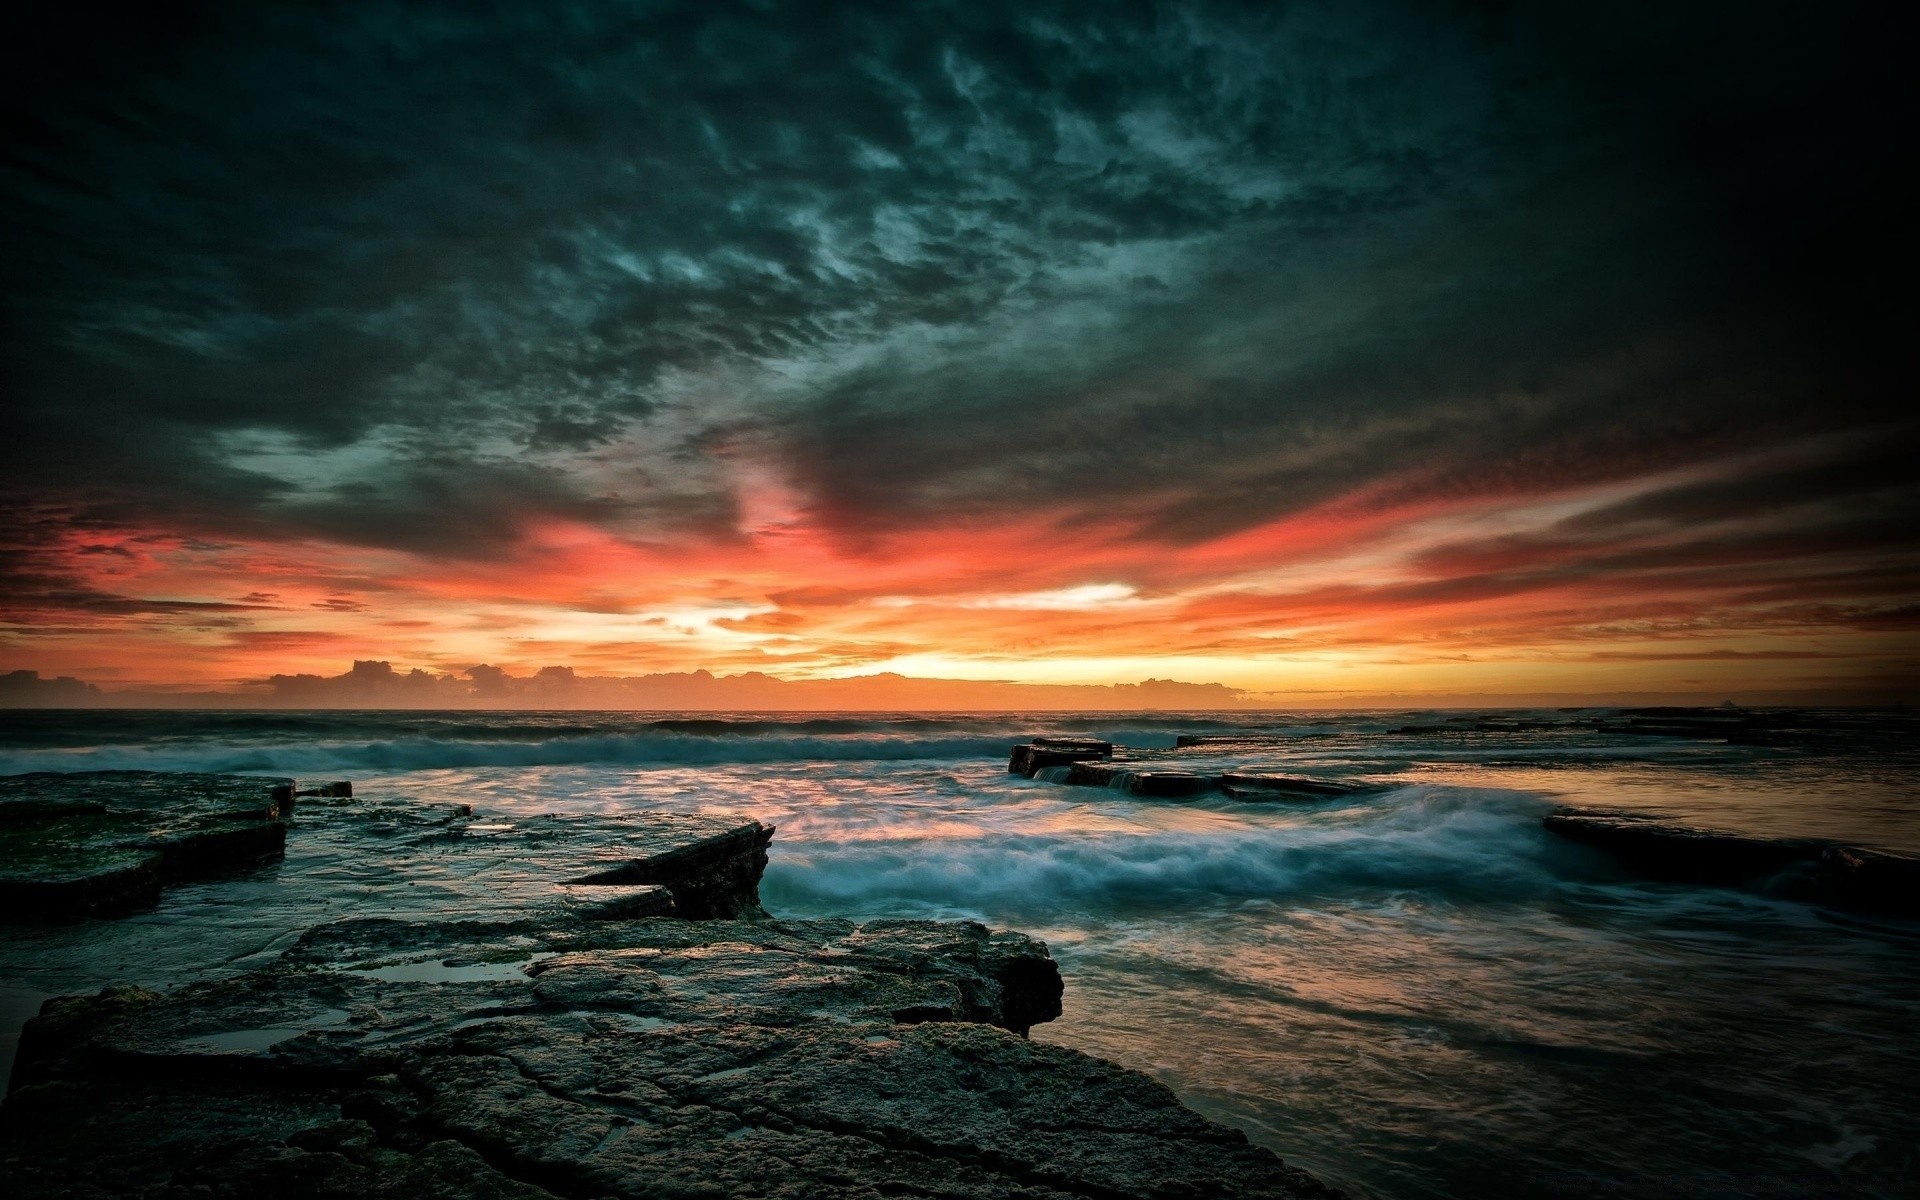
[0,0,1909,560]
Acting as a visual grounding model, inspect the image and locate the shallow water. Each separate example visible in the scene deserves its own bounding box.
[1,708,1916,1197]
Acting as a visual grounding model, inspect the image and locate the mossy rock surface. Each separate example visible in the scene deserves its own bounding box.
[0,771,293,919]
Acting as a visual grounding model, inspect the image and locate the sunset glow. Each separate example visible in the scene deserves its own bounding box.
[1,3,1911,705]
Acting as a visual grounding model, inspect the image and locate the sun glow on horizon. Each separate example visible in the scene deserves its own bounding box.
[6,442,1912,704]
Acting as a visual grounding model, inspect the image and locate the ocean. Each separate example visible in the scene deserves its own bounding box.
[1,708,1916,1198]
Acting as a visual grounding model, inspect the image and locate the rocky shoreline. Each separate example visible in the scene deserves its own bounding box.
[0,771,1339,1199]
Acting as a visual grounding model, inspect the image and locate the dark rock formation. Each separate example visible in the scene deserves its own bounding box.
[1121,771,1219,798]
[1063,760,1121,787]
[0,772,294,919]
[1390,718,1569,735]
[1,913,1334,1200]
[555,884,676,921]
[1807,846,1920,916]
[1543,809,1825,883]
[1593,707,1836,746]
[1172,733,1305,749]
[1016,738,1385,810]
[1219,775,1367,802]
[567,821,774,918]
[1008,739,1112,777]
[1543,808,1919,916]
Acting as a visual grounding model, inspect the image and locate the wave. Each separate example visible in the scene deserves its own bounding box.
[765,786,1568,920]
[0,709,1360,752]
[0,731,1024,775]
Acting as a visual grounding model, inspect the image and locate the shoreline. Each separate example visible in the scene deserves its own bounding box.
[0,769,1340,1199]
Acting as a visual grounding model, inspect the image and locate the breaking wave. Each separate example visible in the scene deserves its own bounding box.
[0,731,1020,775]
[765,786,1568,920]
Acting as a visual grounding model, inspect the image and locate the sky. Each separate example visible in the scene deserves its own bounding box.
[1,1,1913,705]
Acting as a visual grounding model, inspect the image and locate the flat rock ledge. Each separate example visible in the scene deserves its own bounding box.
[0,770,779,925]
[0,771,295,919]
[1010,744,1373,805]
[1,913,1336,1200]
[1543,807,1920,916]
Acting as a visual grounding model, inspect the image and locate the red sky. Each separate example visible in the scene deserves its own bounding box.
[7,431,1913,704]
[2,5,1912,705]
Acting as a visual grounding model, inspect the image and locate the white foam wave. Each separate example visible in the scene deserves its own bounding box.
[766,786,1562,919]
[0,733,1017,775]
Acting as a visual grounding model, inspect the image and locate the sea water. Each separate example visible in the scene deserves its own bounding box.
[0,708,1915,1198]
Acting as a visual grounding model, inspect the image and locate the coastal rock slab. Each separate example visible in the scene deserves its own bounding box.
[567,819,774,918]
[1121,771,1219,798]
[0,772,293,919]
[1008,740,1112,777]
[1543,808,1826,884]
[1,915,1333,1199]
[1543,807,1919,915]
[1218,775,1369,803]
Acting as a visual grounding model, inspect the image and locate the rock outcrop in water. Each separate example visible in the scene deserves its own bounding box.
[566,821,774,918]
[0,773,1341,1199]
[1007,738,1113,776]
[1543,807,1920,916]
[1218,775,1369,803]
[0,772,294,918]
[1015,741,1374,805]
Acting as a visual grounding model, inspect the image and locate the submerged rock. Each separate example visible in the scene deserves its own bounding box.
[1175,733,1274,748]
[1593,706,1828,746]
[0,914,1334,1199]
[1543,808,1919,916]
[0,772,294,919]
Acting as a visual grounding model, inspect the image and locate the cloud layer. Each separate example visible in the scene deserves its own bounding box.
[1,1,1912,697]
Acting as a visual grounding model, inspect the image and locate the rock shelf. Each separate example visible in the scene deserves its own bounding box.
[1543,807,1920,916]
[1006,739,1113,776]
[1012,741,1375,805]
[0,772,1340,1198]
[0,772,295,919]
[1218,775,1369,803]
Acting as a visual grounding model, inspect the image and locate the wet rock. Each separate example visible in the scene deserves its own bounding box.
[0,772,293,920]
[1064,760,1122,787]
[1543,808,1919,916]
[566,819,774,918]
[0,913,1332,1199]
[1594,707,1824,745]
[1175,733,1293,749]
[1809,846,1920,916]
[1543,809,1824,884]
[297,781,355,798]
[1008,739,1113,777]
[1120,771,1220,798]
[555,884,675,921]
[1219,775,1367,802]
